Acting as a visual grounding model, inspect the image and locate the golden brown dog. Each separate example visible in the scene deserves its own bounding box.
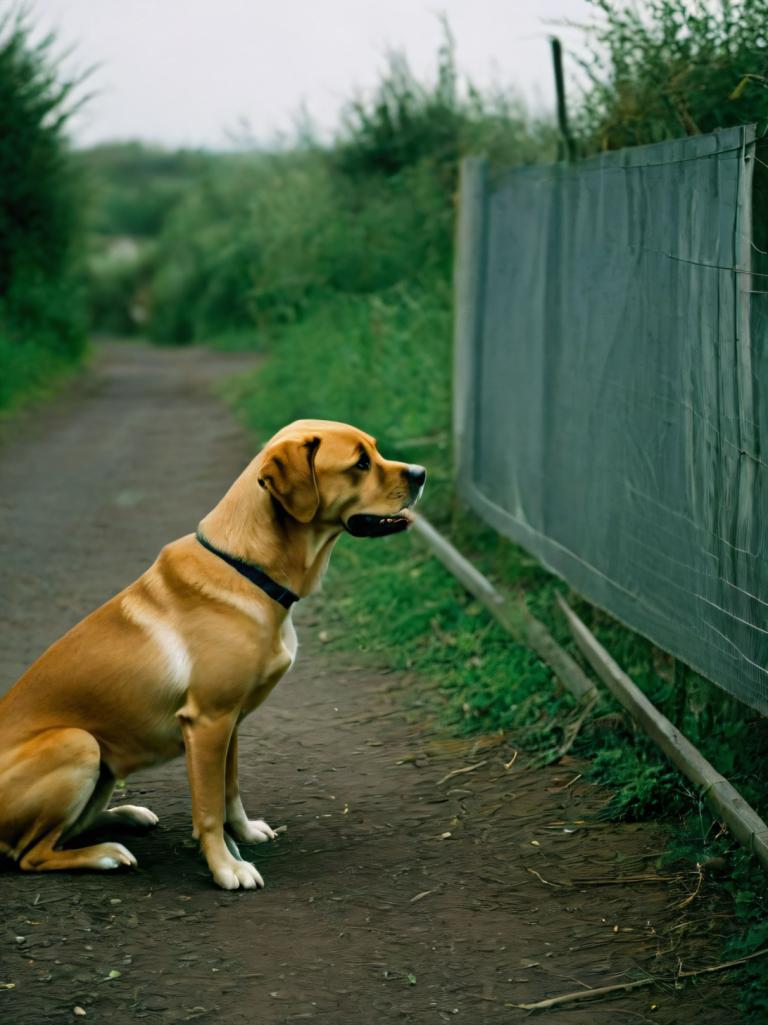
[0,420,425,890]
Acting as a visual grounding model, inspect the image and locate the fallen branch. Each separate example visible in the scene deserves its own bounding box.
[512,976,656,1010]
[526,870,677,888]
[512,946,768,1011]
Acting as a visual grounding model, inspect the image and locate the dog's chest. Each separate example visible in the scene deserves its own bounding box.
[242,612,298,714]
[280,611,298,664]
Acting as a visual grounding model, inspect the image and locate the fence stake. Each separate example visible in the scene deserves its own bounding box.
[557,593,768,873]
[412,514,597,702]
[550,37,576,163]
[453,156,488,489]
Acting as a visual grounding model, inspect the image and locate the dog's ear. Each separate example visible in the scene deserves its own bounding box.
[258,435,321,523]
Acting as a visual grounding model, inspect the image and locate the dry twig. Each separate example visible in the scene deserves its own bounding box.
[674,862,704,910]
[436,760,487,786]
[511,947,768,1011]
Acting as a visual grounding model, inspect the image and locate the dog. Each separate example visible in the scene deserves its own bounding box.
[0,420,425,890]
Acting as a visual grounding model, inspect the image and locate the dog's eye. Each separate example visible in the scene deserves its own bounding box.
[355,453,371,471]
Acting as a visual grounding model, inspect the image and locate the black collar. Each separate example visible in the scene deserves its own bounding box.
[195,531,299,610]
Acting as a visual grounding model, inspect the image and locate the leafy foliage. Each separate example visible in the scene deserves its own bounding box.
[86,32,554,345]
[77,142,213,238]
[576,0,768,152]
[0,9,86,410]
[335,27,552,182]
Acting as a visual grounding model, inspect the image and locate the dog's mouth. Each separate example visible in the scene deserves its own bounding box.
[345,509,413,538]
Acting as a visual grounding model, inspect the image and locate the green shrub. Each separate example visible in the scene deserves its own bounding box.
[576,0,768,152]
[86,239,155,336]
[0,10,86,410]
[335,27,555,182]
[77,142,213,238]
[134,33,553,346]
[234,281,452,451]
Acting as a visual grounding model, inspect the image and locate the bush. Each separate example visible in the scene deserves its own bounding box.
[0,10,86,410]
[77,143,213,239]
[234,281,452,452]
[86,239,155,336]
[576,0,768,152]
[137,37,553,346]
[76,143,213,337]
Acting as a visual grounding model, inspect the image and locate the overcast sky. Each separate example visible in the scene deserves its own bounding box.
[28,0,593,149]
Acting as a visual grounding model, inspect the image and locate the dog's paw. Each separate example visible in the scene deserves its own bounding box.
[229,818,277,844]
[93,842,138,870]
[212,856,264,891]
[108,805,159,829]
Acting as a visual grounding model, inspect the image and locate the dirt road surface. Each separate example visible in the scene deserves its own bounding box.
[0,343,739,1024]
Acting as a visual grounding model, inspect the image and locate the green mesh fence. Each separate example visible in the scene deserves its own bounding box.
[456,125,768,715]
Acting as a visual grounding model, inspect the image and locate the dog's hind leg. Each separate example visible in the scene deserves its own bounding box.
[102,805,159,830]
[61,766,158,841]
[0,728,137,873]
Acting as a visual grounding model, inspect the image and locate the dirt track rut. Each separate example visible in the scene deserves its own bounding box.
[0,342,738,1024]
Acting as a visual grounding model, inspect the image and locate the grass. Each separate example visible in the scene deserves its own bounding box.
[0,336,84,420]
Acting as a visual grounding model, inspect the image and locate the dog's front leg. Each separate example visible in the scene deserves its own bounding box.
[225,730,277,844]
[178,707,264,891]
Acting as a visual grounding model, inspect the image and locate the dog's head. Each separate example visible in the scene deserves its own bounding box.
[257,420,426,537]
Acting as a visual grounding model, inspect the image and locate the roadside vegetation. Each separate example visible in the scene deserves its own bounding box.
[77,143,212,335]
[574,0,768,152]
[0,11,86,414]
[77,2,768,1017]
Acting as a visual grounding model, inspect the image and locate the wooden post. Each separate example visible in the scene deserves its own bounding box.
[558,594,768,872]
[550,37,576,163]
[453,156,488,488]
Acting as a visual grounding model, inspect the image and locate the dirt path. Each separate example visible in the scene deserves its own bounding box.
[0,343,739,1024]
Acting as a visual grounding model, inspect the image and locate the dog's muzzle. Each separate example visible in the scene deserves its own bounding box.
[345,465,427,538]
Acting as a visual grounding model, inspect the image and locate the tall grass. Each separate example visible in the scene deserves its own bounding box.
[0,10,86,411]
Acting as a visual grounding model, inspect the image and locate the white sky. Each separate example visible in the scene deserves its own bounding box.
[27,0,593,149]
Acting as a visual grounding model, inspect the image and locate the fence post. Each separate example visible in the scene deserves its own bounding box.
[453,156,488,492]
[550,37,576,163]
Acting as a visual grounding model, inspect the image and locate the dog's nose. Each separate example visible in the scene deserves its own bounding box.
[406,465,427,495]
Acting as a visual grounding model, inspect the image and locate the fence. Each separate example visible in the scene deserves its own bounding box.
[454,124,768,716]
